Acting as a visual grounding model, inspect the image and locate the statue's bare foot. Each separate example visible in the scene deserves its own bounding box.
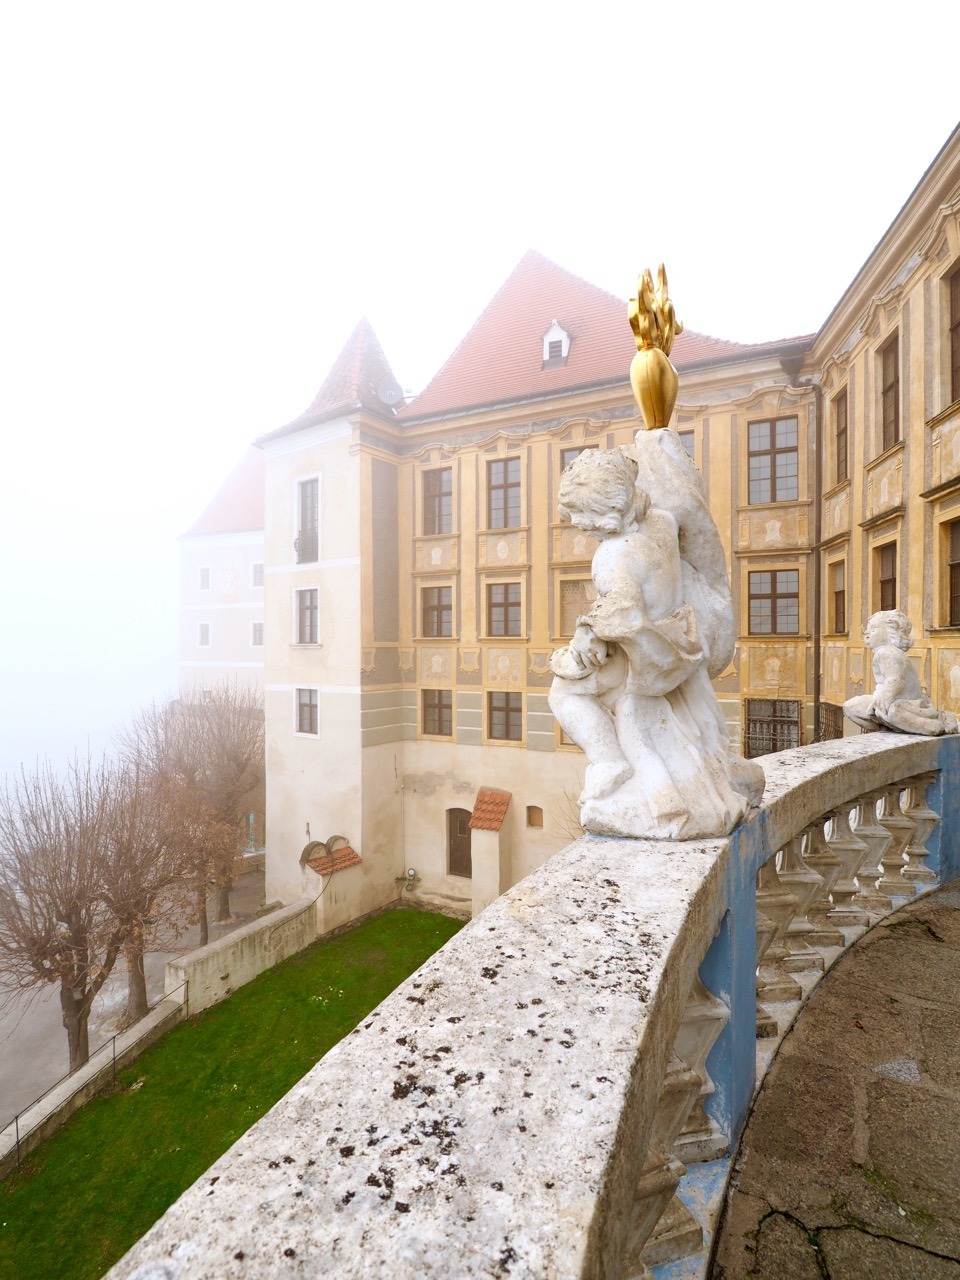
[581,760,633,802]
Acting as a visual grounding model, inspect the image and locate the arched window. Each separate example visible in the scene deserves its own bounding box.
[527,805,543,828]
[447,808,472,878]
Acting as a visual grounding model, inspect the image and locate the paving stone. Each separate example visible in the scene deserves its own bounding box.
[920,1005,960,1094]
[713,885,960,1276]
[819,1227,960,1278]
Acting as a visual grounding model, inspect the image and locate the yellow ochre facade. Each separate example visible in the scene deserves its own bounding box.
[238,124,960,921]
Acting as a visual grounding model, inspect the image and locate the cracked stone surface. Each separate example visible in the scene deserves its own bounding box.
[712,887,960,1277]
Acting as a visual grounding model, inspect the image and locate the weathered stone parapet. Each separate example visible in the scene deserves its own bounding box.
[105,733,960,1280]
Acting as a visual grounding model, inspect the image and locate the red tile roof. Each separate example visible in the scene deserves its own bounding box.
[304,844,362,877]
[183,447,265,537]
[398,251,768,422]
[261,318,400,442]
[469,789,512,832]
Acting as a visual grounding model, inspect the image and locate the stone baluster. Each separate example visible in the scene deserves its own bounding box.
[802,818,845,948]
[673,975,730,1164]
[901,773,939,889]
[621,1052,702,1279]
[825,805,870,928]
[778,834,825,974]
[851,790,892,916]
[755,856,801,1037]
[877,785,916,900]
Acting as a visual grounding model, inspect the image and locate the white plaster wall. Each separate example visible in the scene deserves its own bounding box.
[179,530,265,693]
[263,423,364,905]
[385,739,586,906]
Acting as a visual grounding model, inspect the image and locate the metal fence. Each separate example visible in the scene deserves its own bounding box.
[1,980,187,1172]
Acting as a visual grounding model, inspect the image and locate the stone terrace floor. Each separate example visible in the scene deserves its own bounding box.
[712,881,960,1278]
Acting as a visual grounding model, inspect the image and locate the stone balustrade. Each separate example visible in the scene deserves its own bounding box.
[106,732,960,1280]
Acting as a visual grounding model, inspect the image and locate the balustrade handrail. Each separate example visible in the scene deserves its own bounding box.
[104,733,959,1280]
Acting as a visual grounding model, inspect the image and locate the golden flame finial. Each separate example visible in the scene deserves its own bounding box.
[628,263,683,430]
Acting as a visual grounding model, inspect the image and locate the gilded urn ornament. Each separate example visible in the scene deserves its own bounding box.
[628,264,683,430]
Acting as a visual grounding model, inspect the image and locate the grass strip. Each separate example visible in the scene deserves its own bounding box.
[0,907,463,1280]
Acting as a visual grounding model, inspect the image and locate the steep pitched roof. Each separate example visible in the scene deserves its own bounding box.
[398,251,761,421]
[183,447,265,537]
[261,318,400,442]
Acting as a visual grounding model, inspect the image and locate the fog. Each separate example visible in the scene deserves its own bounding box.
[1,0,958,780]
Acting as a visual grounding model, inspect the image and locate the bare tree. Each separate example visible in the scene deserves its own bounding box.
[0,758,125,1071]
[100,763,195,1024]
[120,684,264,941]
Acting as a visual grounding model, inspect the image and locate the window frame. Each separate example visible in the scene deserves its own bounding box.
[295,476,320,564]
[446,808,472,878]
[422,467,453,537]
[488,690,522,742]
[296,588,319,645]
[198,622,210,647]
[948,521,960,627]
[951,268,960,407]
[747,416,799,505]
[559,444,598,472]
[880,336,900,453]
[252,562,264,588]
[834,390,848,485]
[199,566,211,591]
[830,560,846,635]
[421,585,453,638]
[251,621,264,648]
[486,581,522,637]
[422,688,453,737]
[487,457,521,530]
[877,541,897,612]
[747,568,800,636]
[295,687,319,736]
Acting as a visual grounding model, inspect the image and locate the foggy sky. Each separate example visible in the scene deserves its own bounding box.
[1,1,958,779]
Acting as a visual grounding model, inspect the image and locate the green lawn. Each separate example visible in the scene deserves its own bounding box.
[0,907,463,1280]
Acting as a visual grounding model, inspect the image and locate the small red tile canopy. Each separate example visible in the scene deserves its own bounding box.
[300,835,362,877]
[468,789,512,832]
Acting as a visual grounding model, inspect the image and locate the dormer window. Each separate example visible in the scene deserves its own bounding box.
[542,320,570,368]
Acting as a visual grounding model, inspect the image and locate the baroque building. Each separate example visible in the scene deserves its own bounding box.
[193,123,960,923]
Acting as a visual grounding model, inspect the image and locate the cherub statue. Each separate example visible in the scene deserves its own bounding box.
[843,610,957,736]
[549,444,762,840]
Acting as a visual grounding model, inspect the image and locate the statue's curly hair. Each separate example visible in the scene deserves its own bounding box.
[558,447,648,522]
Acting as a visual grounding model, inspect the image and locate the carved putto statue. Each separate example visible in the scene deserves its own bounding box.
[548,266,764,840]
[843,610,958,736]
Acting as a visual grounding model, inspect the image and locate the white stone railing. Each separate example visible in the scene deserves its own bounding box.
[106,732,960,1280]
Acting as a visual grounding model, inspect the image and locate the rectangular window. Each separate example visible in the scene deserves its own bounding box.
[251,622,264,647]
[488,457,521,529]
[748,417,798,504]
[748,569,800,635]
[881,337,900,452]
[560,445,597,471]
[487,582,521,636]
[678,431,696,460]
[560,578,597,636]
[878,543,897,611]
[423,468,453,536]
[744,698,802,758]
[296,477,319,563]
[296,688,318,735]
[252,562,264,588]
[422,689,453,736]
[199,567,211,590]
[949,522,960,626]
[297,588,318,644]
[488,691,522,741]
[198,623,210,646]
[834,391,848,484]
[951,269,960,406]
[832,561,846,634]
[421,586,452,637]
